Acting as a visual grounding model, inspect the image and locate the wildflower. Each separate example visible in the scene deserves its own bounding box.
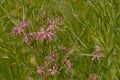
[23,34,29,42]
[12,26,24,35]
[88,73,97,80]
[11,21,28,35]
[23,32,37,42]
[20,21,28,28]
[37,66,44,74]
[37,28,55,41]
[47,16,62,24]
[29,57,36,65]
[91,46,104,63]
[47,24,58,31]
[92,52,104,63]
[45,51,57,65]
[47,16,62,31]
[66,59,71,69]
[48,66,57,76]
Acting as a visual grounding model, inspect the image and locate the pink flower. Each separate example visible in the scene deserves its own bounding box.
[37,28,55,41]
[92,52,104,63]
[91,46,104,63]
[48,66,57,76]
[12,26,24,35]
[66,59,71,69]
[11,21,28,35]
[23,32,37,42]
[20,21,28,28]
[47,16,62,25]
[23,34,29,42]
[37,66,44,74]
[37,28,46,41]
[50,70,57,76]
[45,51,57,65]
[47,17,62,31]
[47,24,58,31]
[46,31,55,41]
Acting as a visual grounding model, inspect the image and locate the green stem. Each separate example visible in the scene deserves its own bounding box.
[9,64,13,80]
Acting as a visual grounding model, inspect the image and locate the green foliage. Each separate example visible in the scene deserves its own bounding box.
[0,0,120,80]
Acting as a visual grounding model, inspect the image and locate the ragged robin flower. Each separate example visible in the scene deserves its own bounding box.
[12,26,24,35]
[23,32,37,42]
[37,28,55,41]
[11,21,28,35]
[48,66,57,76]
[37,66,44,74]
[20,21,28,28]
[47,16,62,31]
[66,59,71,69]
[91,46,104,63]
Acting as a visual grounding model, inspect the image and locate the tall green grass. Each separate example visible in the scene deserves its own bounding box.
[0,0,120,80]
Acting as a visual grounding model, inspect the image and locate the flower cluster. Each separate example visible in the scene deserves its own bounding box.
[11,17,73,78]
[11,17,62,42]
[37,47,71,76]
[45,51,58,65]
[11,21,28,35]
[37,51,58,76]
[36,16,62,41]
[37,64,58,76]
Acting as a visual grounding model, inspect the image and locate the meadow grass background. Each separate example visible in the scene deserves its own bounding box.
[0,0,120,80]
